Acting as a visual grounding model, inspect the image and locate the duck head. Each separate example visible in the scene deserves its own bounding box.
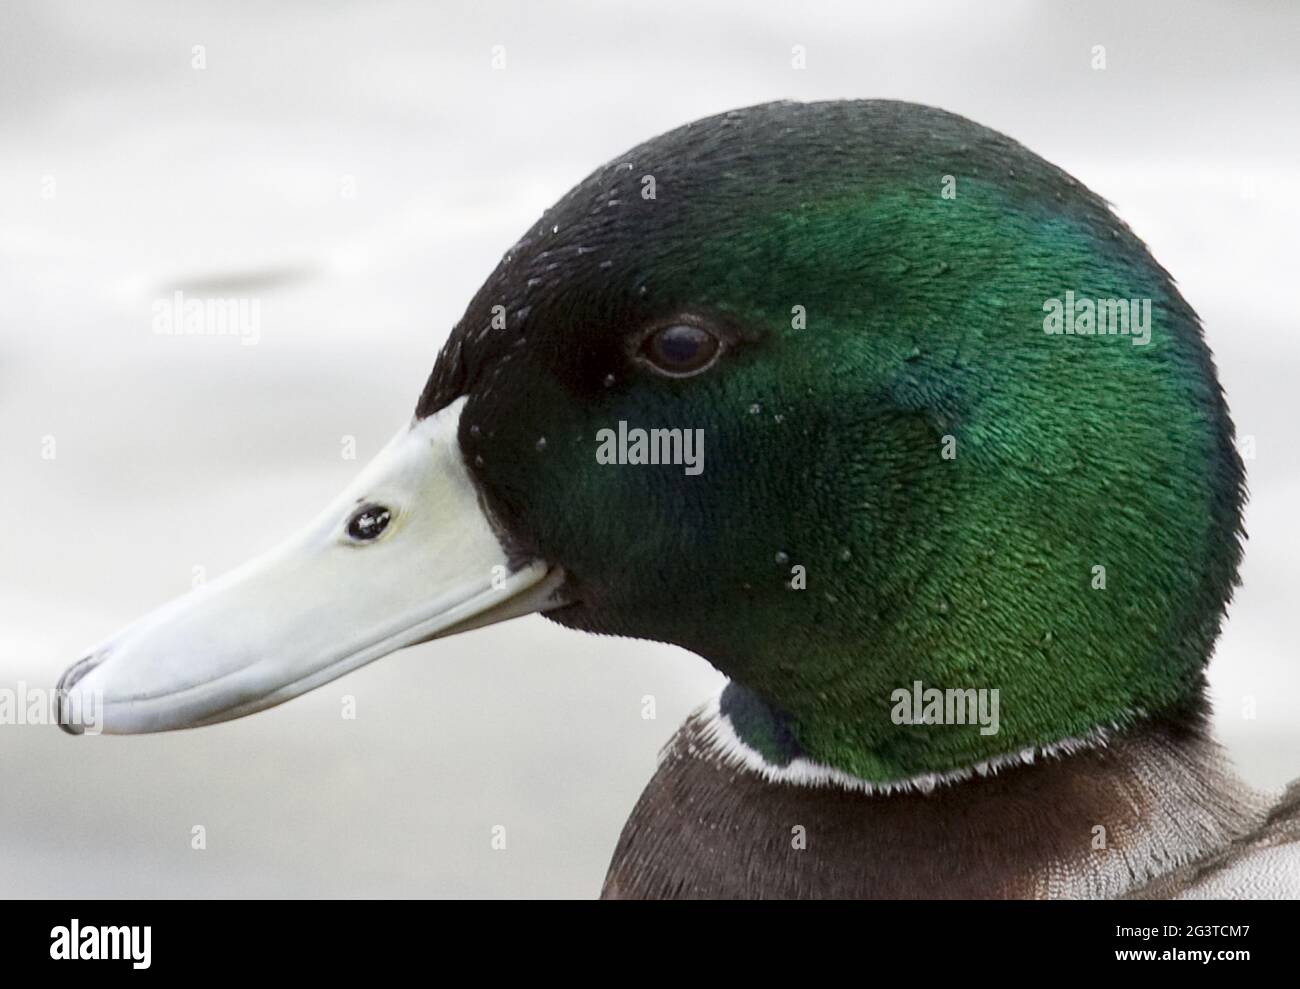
[59,100,1244,784]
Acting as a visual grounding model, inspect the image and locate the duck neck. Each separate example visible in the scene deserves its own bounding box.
[603,685,1268,899]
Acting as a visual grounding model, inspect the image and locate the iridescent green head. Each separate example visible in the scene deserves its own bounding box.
[418,100,1247,781]
[63,102,1242,772]
[60,99,1245,786]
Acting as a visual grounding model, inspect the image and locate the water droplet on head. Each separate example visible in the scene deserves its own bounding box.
[602,373,616,388]
[469,424,481,438]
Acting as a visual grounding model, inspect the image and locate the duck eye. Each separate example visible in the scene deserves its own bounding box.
[639,323,722,377]
[347,504,392,541]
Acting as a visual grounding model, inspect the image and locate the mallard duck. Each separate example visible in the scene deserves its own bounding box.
[57,99,1299,899]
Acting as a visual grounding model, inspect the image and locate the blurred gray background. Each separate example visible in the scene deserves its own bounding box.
[2,0,1297,897]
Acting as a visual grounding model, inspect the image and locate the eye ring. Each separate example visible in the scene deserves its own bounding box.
[346,503,393,542]
[634,318,725,378]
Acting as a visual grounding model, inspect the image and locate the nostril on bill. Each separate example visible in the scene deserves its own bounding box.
[56,653,104,736]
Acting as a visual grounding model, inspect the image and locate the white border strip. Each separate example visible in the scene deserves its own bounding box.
[689,687,1129,796]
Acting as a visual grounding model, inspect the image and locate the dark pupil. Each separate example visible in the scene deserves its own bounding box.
[348,505,391,540]
[652,324,714,369]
